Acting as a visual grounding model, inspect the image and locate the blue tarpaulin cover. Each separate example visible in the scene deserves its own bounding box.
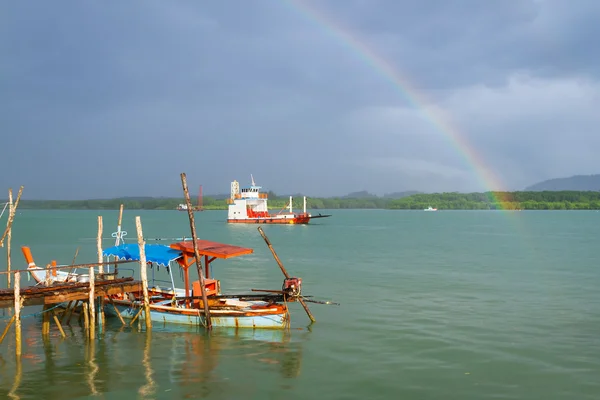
[102,244,182,267]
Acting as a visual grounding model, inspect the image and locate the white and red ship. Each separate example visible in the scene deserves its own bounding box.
[227,176,330,224]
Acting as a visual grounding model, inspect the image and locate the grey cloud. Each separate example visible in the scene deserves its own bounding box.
[0,0,598,198]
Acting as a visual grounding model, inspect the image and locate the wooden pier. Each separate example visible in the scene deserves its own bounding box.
[0,272,142,309]
[1,174,211,357]
[1,184,156,360]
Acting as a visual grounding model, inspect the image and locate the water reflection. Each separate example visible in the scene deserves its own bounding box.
[7,355,21,400]
[138,331,156,399]
[0,319,309,398]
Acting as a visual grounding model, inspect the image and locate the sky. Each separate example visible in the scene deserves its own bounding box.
[1,0,598,199]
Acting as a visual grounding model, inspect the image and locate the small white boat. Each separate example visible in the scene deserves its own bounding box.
[424,206,438,211]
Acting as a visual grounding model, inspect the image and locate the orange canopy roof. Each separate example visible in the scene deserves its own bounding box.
[170,239,253,259]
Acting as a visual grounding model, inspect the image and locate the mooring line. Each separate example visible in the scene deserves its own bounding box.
[0,303,63,320]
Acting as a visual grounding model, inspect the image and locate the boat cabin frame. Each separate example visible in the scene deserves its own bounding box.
[169,239,253,306]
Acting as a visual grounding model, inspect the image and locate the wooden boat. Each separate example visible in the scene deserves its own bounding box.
[101,239,294,329]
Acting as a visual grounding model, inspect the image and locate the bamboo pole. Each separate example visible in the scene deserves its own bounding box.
[66,247,80,281]
[180,173,211,330]
[257,226,316,323]
[6,189,12,288]
[83,302,89,331]
[136,216,152,330]
[97,216,105,329]
[88,266,95,339]
[14,270,21,357]
[51,310,66,338]
[107,296,125,325]
[42,305,50,335]
[114,204,124,273]
[130,305,144,327]
[0,315,15,345]
[0,185,23,248]
[97,216,103,274]
[44,263,52,286]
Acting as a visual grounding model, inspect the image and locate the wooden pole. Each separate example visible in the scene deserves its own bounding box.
[42,305,50,335]
[257,226,316,323]
[130,306,144,327]
[136,216,152,330]
[97,216,105,329]
[88,267,95,339]
[66,247,80,281]
[14,271,21,356]
[180,173,211,330]
[6,188,12,288]
[0,185,23,248]
[83,302,89,331]
[97,216,103,274]
[0,315,15,345]
[107,296,125,325]
[51,310,66,338]
[115,204,124,272]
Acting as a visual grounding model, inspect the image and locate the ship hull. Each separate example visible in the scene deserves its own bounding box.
[106,299,288,329]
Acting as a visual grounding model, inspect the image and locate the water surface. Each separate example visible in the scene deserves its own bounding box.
[1,209,599,399]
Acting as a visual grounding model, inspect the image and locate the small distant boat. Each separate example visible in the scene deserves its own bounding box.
[424,206,438,211]
[226,175,331,224]
[177,185,204,212]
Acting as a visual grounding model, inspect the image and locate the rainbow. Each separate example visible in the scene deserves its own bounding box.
[281,0,518,209]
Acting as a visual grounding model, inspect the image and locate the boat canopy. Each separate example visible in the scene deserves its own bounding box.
[103,244,182,267]
[170,239,253,259]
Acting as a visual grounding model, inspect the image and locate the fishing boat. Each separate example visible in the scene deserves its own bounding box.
[21,240,307,329]
[227,176,330,224]
[101,238,300,328]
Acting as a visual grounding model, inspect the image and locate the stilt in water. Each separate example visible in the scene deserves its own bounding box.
[14,270,22,357]
[136,216,152,330]
[42,305,50,335]
[88,267,95,339]
[96,216,104,332]
[6,188,13,288]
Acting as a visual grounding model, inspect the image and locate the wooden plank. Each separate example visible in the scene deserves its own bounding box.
[0,281,142,308]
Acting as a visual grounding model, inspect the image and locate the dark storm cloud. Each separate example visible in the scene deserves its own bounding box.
[0,0,598,198]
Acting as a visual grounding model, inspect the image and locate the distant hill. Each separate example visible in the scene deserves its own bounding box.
[382,191,422,199]
[525,174,600,191]
[341,190,377,199]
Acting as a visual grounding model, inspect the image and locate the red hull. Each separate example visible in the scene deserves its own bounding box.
[227,215,311,224]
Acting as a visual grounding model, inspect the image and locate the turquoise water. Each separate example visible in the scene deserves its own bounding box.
[1,209,599,399]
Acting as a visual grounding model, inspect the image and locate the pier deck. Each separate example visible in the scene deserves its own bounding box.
[0,277,141,309]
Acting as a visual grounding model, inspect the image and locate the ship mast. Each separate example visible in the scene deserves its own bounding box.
[198,185,203,211]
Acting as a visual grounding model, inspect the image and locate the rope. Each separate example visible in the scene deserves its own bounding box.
[0,303,63,321]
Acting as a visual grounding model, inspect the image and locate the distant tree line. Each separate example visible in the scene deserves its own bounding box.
[10,191,600,211]
[387,191,600,210]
